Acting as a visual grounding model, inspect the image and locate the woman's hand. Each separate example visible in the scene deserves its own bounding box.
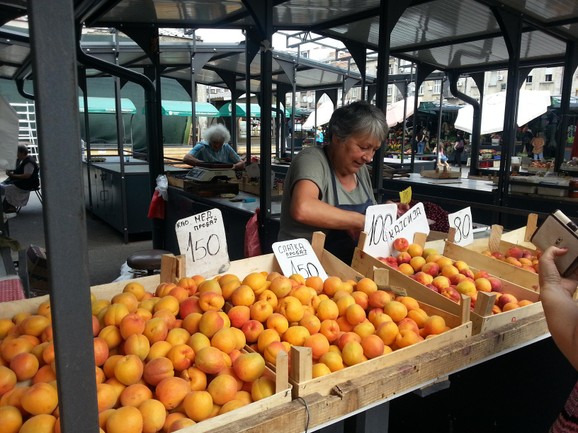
[386,200,410,218]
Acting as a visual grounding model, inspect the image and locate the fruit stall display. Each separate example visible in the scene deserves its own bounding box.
[351,236,541,335]
[0,232,548,433]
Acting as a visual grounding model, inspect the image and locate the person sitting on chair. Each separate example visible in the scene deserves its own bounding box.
[1,143,40,214]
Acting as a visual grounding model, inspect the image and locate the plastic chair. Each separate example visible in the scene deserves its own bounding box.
[127,249,172,276]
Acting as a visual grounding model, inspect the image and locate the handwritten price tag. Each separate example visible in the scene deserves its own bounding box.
[386,202,430,245]
[175,208,230,277]
[273,238,328,280]
[448,207,474,246]
[362,203,398,257]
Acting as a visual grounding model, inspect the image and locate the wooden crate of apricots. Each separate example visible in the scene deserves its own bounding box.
[222,232,472,399]
[351,232,542,335]
[0,274,292,433]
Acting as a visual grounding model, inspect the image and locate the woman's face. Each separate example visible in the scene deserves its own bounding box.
[333,133,381,174]
[209,139,224,151]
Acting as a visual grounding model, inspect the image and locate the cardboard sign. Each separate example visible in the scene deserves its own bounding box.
[175,208,230,277]
[385,202,430,247]
[399,186,412,205]
[448,207,474,246]
[362,203,398,258]
[273,238,328,280]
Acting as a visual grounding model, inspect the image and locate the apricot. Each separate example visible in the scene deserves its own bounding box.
[154,376,190,411]
[21,382,58,415]
[166,344,195,371]
[195,346,227,375]
[361,334,385,359]
[138,398,167,433]
[19,414,57,433]
[232,352,266,382]
[304,333,330,360]
[316,298,339,321]
[0,405,23,433]
[341,341,366,366]
[120,383,153,407]
[383,300,408,323]
[282,325,310,346]
[0,364,17,396]
[207,373,238,405]
[319,350,345,372]
[251,376,276,401]
[19,314,51,337]
[143,356,174,386]
[10,351,39,381]
[183,390,214,422]
[106,406,143,433]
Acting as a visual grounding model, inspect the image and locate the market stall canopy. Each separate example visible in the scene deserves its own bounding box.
[386,96,421,128]
[454,90,552,135]
[78,96,136,114]
[219,102,261,118]
[302,101,335,130]
[161,100,220,117]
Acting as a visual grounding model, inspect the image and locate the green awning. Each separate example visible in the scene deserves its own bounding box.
[161,100,220,117]
[78,96,137,114]
[218,102,290,118]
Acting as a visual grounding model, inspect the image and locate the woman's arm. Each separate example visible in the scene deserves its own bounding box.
[183,153,203,166]
[289,179,365,232]
[539,246,578,370]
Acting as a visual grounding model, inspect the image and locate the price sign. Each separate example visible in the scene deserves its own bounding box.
[448,207,474,246]
[362,203,398,257]
[273,238,328,280]
[385,202,430,246]
[175,208,230,277]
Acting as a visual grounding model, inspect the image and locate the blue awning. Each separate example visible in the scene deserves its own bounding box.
[78,96,137,114]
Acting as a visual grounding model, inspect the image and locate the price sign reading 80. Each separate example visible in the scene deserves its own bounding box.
[273,239,328,281]
[175,208,231,277]
[448,207,474,246]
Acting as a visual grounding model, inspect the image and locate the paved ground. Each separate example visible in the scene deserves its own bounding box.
[5,191,153,286]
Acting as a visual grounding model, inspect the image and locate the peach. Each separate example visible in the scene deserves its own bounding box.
[449,273,468,285]
[155,376,190,410]
[198,291,225,312]
[456,280,477,297]
[397,317,420,334]
[143,317,169,344]
[432,275,451,291]
[341,341,366,366]
[319,319,341,343]
[304,333,330,360]
[383,300,408,323]
[198,310,226,338]
[421,261,440,276]
[436,256,454,268]
[413,271,434,286]
[183,390,214,422]
[21,382,58,415]
[266,313,290,335]
[251,376,276,401]
[282,325,310,346]
[397,263,414,275]
[143,357,174,386]
[487,276,503,292]
[10,351,40,381]
[277,296,305,322]
[319,350,345,372]
[439,285,461,303]
[409,256,426,272]
[379,256,399,269]
[475,277,492,293]
[441,264,460,279]
[120,383,153,407]
[506,246,524,259]
[208,373,238,405]
[178,296,202,319]
[250,299,274,323]
[233,352,266,382]
[496,293,518,309]
[392,237,409,252]
[241,319,265,344]
[361,334,385,359]
[396,251,412,265]
[138,398,167,433]
[502,302,519,311]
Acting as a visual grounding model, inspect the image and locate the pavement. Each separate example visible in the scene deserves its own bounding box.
[5,191,153,286]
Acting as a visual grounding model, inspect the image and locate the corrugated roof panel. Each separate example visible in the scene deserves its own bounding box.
[272,0,380,27]
[0,42,29,64]
[503,0,578,22]
[520,30,566,60]
[94,0,247,25]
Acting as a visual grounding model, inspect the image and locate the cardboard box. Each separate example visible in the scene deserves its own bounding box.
[26,244,50,295]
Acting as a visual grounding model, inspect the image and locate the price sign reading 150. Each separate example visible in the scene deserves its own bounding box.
[273,239,328,280]
[175,208,231,277]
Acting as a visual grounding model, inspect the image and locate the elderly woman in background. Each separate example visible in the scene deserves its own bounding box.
[278,100,407,263]
[183,123,245,170]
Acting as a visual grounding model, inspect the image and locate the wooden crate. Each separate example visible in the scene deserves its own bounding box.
[0,276,293,433]
[464,214,539,255]
[238,176,283,198]
[350,245,542,336]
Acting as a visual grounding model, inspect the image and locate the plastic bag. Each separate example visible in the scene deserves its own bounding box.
[147,174,168,219]
[244,208,262,258]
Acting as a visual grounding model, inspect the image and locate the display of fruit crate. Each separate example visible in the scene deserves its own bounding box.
[351,235,542,336]
[0,275,292,433]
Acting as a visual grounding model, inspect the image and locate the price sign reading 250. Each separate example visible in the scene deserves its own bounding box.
[448,207,474,246]
[175,208,231,277]
[273,238,328,280]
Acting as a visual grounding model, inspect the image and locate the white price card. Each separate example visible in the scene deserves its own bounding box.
[448,207,474,246]
[386,202,430,246]
[175,208,230,277]
[362,203,398,258]
[272,238,328,280]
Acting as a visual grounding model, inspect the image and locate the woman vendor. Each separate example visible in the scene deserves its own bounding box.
[278,101,407,263]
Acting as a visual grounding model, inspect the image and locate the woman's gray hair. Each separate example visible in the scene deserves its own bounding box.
[326,101,388,143]
[203,124,231,144]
